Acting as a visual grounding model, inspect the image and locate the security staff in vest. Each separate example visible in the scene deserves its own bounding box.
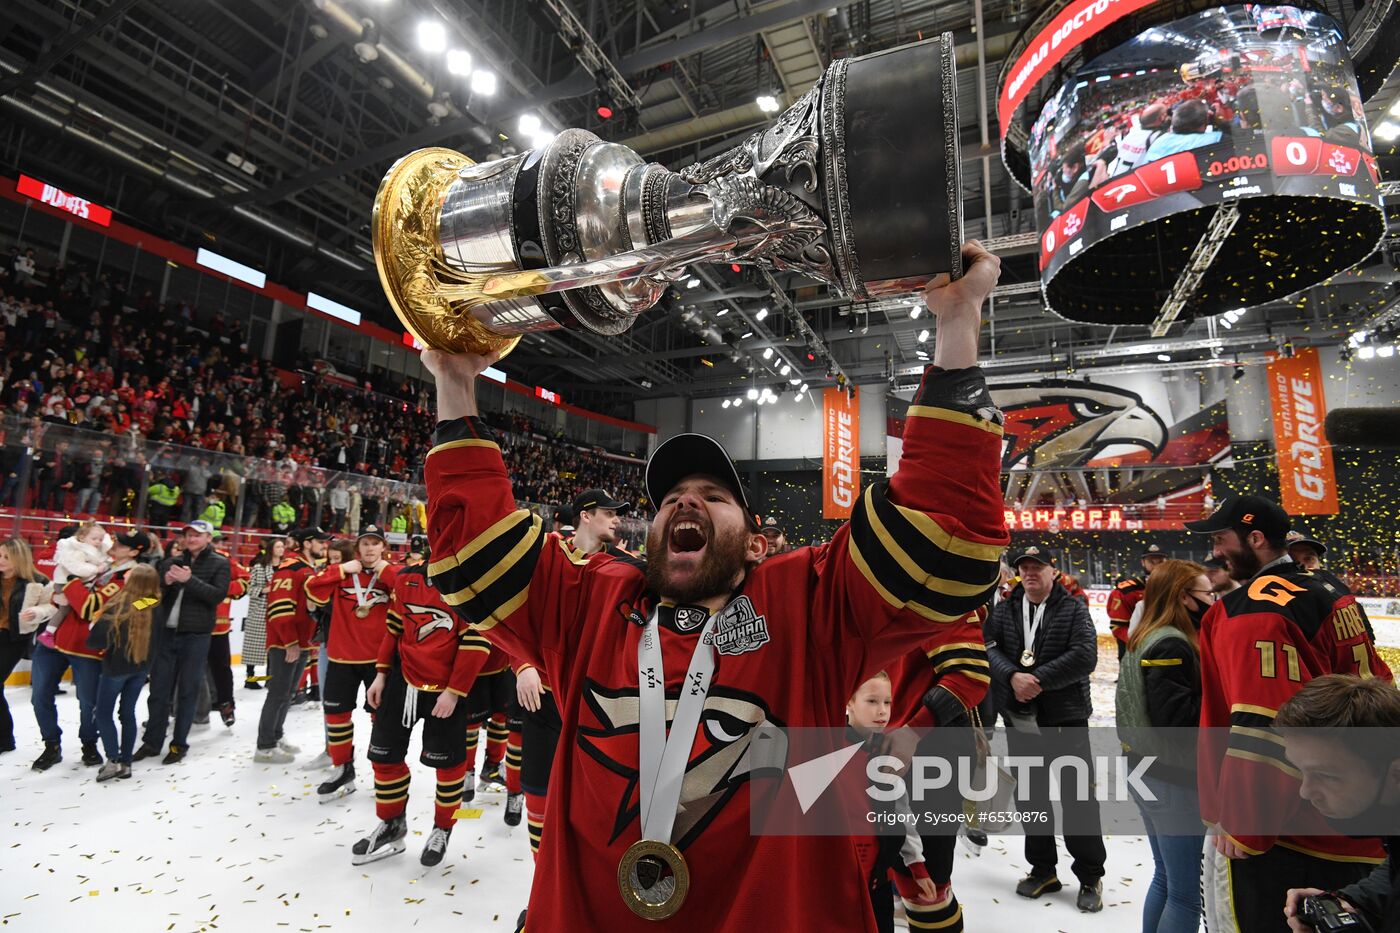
[985,544,1106,912]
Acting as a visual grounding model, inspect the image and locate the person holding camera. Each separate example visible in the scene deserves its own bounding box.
[1277,675,1400,933]
[985,543,1105,912]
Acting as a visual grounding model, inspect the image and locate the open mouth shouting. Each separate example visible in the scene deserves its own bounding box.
[669,518,709,557]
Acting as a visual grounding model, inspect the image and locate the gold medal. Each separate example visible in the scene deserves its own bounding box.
[1020,649,1036,667]
[617,839,690,920]
[355,604,371,619]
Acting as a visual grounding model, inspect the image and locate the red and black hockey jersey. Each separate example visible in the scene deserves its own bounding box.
[57,564,138,659]
[306,561,400,664]
[1106,576,1145,643]
[1197,559,1392,861]
[888,604,991,729]
[213,556,250,637]
[265,553,319,651]
[424,365,1007,932]
[377,565,507,696]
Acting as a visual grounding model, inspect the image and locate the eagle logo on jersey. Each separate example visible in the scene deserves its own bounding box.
[338,586,391,609]
[403,602,455,642]
[991,380,1167,471]
[577,681,774,850]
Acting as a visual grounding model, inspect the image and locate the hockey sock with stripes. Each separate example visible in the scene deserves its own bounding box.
[373,761,410,821]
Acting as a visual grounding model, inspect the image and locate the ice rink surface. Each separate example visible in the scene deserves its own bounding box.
[1,644,1166,931]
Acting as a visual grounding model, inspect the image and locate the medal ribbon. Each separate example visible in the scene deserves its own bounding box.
[636,603,725,844]
[1021,594,1047,659]
[352,564,384,609]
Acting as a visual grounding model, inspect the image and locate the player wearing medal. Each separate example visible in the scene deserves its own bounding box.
[420,241,1007,931]
[305,525,400,802]
[1106,543,1167,659]
[350,554,504,866]
[516,488,633,858]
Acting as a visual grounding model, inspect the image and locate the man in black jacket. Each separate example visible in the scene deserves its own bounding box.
[985,544,1106,912]
[135,520,231,765]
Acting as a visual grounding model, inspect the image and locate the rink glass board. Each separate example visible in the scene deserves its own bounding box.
[1027,5,1383,325]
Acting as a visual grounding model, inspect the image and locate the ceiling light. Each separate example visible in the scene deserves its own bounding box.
[733,397,743,407]
[1220,318,1233,329]
[780,364,791,375]
[756,94,780,113]
[789,377,802,385]
[1390,98,1400,117]
[417,20,448,53]
[686,277,700,289]
[531,129,556,147]
[715,308,728,316]
[799,382,809,393]
[1374,121,1400,142]
[1157,353,1171,362]
[519,114,542,136]
[722,399,731,408]
[446,49,472,75]
[755,307,768,321]
[596,105,614,120]
[1380,345,1396,358]
[910,306,922,319]
[1358,345,1377,359]
[747,388,759,400]
[916,329,929,343]
[740,331,753,339]
[470,70,497,96]
[762,348,773,360]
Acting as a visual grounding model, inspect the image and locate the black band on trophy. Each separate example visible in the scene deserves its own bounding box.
[510,145,580,331]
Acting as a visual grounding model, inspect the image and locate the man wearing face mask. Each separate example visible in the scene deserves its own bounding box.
[1277,675,1400,933]
[1186,496,1392,933]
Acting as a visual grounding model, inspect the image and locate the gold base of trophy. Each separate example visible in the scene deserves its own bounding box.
[371,146,521,359]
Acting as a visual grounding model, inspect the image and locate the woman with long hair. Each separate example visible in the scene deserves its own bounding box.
[86,564,160,781]
[242,536,286,690]
[1115,558,1212,933]
[0,537,48,754]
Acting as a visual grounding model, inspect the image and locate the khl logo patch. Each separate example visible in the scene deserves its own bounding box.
[707,596,770,656]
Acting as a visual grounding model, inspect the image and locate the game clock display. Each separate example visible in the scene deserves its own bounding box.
[1026,5,1384,326]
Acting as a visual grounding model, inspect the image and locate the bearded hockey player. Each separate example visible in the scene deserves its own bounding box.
[420,241,1007,931]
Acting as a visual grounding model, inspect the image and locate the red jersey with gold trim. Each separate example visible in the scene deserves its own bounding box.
[888,604,991,728]
[213,556,250,637]
[58,568,135,659]
[306,562,401,664]
[1197,559,1391,860]
[376,565,506,695]
[1106,576,1145,643]
[265,553,319,651]
[424,365,1007,932]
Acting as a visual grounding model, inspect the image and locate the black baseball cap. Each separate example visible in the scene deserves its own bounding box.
[357,525,387,543]
[1009,544,1056,567]
[760,516,786,538]
[1139,543,1167,560]
[571,489,631,516]
[1184,495,1290,541]
[1202,556,1229,570]
[113,530,149,553]
[291,526,334,543]
[1285,530,1327,556]
[645,433,753,518]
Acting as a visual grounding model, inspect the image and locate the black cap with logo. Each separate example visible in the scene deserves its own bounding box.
[357,525,387,543]
[1284,529,1327,556]
[571,489,632,517]
[1184,495,1290,541]
[1139,543,1167,560]
[645,433,753,520]
[291,526,334,543]
[1009,544,1056,567]
[113,529,150,553]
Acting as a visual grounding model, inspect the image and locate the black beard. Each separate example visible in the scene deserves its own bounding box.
[1225,543,1262,582]
[645,519,750,605]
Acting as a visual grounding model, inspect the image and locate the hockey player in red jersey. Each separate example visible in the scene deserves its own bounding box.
[421,241,1007,931]
[306,525,400,802]
[1105,544,1166,658]
[256,527,329,763]
[350,557,505,866]
[1186,495,1392,932]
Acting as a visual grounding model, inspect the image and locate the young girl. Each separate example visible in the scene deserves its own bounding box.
[28,521,111,646]
[847,673,939,933]
[86,564,159,782]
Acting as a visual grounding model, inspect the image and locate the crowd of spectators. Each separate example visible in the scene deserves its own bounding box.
[0,244,650,529]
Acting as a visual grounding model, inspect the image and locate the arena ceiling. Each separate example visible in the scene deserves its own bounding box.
[1,0,1398,416]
